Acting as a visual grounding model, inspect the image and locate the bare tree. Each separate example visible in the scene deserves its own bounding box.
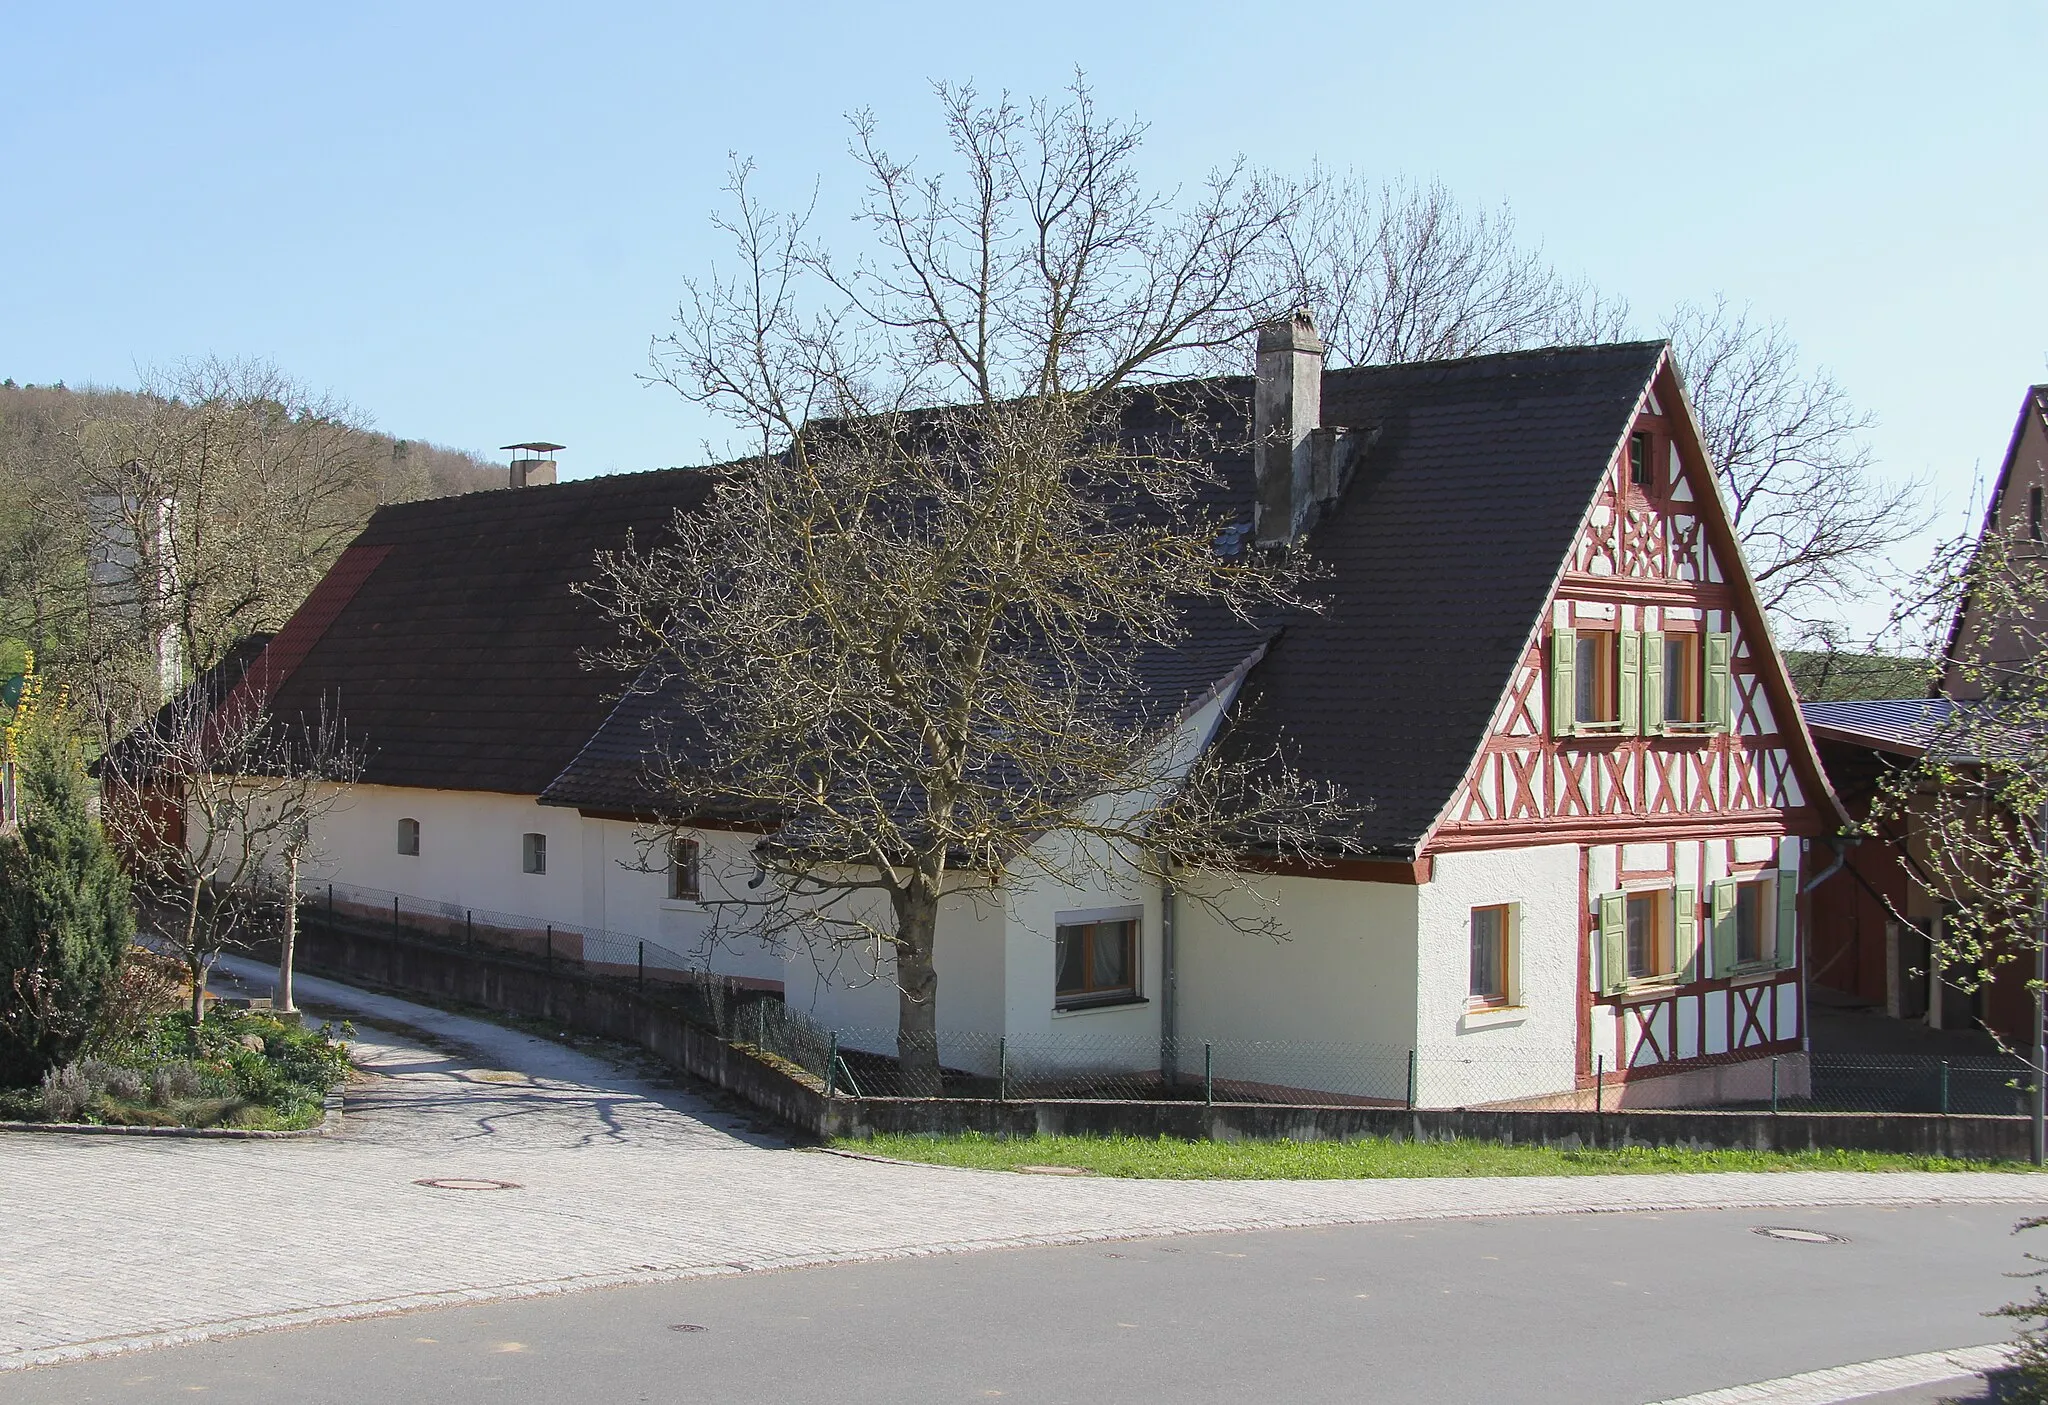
[103,671,359,1022]
[590,81,1358,1090]
[1252,169,1628,369]
[1668,298,1927,641]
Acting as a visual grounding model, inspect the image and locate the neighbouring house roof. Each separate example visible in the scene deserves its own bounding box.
[1800,698,1954,757]
[214,338,1736,857]
[96,633,277,781]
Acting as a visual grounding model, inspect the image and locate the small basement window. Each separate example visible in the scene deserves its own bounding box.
[522,832,547,875]
[668,836,701,900]
[1628,431,1652,487]
[396,817,420,856]
[1055,918,1138,1009]
[1468,904,1515,1007]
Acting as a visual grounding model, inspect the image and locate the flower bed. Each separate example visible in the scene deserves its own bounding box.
[0,1010,351,1132]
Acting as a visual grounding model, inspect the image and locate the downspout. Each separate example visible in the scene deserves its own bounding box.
[1159,858,1179,1087]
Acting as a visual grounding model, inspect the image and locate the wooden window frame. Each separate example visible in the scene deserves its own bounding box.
[1625,890,1675,983]
[521,831,547,875]
[1732,877,1773,969]
[1468,904,1516,1009]
[1575,630,1621,730]
[667,836,701,901]
[1661,633,1708,730]
[396,817,420,857]
[1628,430,1653,488]
[1055,917,1140,1009]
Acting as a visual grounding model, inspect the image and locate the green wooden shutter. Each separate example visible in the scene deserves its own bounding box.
[1618,631,1642,736]
[1704,632,1733,733]
[1599,891,1627,995]
[1775,870,1799,969]
[1710,878,1738,978]
[1550,627,1576,738]
[1674,885,1697,983]
[1641,631,1666,736]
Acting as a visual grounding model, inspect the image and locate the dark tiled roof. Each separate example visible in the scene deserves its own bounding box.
[260,468,713,795]
[242,341,1667,853]
[1223,342,1669,852]
[97,633,276,780]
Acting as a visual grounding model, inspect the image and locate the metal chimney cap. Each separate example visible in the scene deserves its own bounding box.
[501,441,565,454]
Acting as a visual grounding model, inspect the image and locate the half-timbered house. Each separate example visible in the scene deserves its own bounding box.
[172,321,1842,1107]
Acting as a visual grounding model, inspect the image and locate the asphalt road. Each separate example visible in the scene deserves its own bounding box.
[13,1203,2035,1404]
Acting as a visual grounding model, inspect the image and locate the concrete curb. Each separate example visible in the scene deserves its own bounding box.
[6,1181,2048,1373]
[0,1086,344,1141]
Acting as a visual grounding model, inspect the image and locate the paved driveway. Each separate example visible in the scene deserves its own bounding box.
[5,964,2046,1373]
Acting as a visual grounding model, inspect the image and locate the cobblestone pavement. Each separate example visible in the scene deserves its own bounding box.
[6,966,2046,1373]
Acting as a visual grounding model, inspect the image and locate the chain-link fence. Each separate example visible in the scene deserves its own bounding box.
[296,880,2040,1116]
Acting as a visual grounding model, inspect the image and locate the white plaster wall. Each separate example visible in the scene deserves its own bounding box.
[1414,843,1581,1107]
[1174,873,1419,1101]
[302,783,587,928]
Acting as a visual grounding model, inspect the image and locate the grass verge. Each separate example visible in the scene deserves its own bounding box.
[844,1132,2047,1179]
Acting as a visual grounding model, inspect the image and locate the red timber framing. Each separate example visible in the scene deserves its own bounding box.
[1423,353,1841,1089]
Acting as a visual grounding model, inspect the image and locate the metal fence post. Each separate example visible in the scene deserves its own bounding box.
[1595,1055,1604,1116]
[1406,1049,1417,1112]
[392,895,399,936]
[1770,1055,1780,1115]
[327,883,333,928]
[1940,1059,1951,1116]
[638,940,645,989]
[1203,1042,1213,1107]
[465,910,473,948]
[825,1033,839,1098]
[546,925,553,973]
[997,1037,1008,1103]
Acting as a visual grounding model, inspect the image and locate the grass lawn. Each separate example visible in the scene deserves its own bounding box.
[844,1132,2045,1179]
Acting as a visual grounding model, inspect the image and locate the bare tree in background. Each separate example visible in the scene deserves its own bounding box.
[590,81,1358,1091]
[1262,174,1920,645]
[1669,298,1927,642]
[1253,169,1629,368]
[0,371,503,739]
[103,672,359,1022]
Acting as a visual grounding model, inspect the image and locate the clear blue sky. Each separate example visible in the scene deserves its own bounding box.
[4,2,2041,571]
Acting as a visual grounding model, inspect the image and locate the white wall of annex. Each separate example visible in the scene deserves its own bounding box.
[1414,843,1581,1107]
[1173,872,1419,1102]
[302,783,589,928]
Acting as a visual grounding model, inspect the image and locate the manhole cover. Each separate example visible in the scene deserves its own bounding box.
[1752,1226,1846,1244]
[413,1177,522,1191]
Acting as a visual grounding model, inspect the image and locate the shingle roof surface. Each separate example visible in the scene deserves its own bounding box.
[1800,699,1954,754]
[251,341,1666,851]
[262,469,711,795]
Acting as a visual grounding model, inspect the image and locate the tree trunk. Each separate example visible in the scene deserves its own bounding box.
[895,886,943,1096]
[276,848,299,1014]
[187,953,206,1025]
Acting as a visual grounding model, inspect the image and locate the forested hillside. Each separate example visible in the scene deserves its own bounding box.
[0,366,503,735]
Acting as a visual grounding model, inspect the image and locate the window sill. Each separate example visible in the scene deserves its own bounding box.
[1053,995,1148,1018]
[1729,964,1783,986]
[1460,1003,1527,1031]
[1613,978,1682,1002]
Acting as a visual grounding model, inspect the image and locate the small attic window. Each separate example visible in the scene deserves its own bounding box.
[1628,432,1652,487]
[396,818,420,856]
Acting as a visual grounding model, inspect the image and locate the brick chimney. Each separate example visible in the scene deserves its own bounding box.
[504,441,563,488]
[1253,312,1323,546]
